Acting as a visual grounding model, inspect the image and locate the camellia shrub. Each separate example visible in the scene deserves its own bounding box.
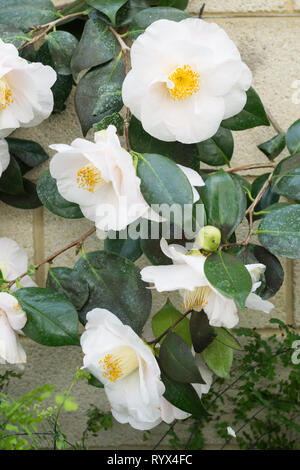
[0,0,299,444]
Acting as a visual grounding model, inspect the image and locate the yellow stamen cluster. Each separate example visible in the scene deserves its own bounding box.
[76,164,106,192]
[0,77,13,110]
[168,65,200,101]
[184,286,212,311]
[98,347,139,383]
[99,354,122,383]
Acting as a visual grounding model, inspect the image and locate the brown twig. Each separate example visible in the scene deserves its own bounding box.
[147,309,193,345]
[8,227,96,289]
[225,162,276,173]
[18,11,88,51]
[265,107,285,135]
[109,27,132,152]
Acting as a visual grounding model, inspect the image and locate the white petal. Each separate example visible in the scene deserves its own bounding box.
[245,293,274,314]
[0,307,26,364]
[0,292,27,331]
[204,290,239,328]
[0,139,10,175]
[160,396,190,424]
[0,237,28,280]
[227,426,236,438]
[141,263,202,292]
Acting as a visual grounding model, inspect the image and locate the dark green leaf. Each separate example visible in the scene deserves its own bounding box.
[231,174,248,230]
[199,169,239,239]
[104,230,142,262]
[116,0,149,27]
[190,310,216,353]
[37,170,83,219]
[93,112,124,135]
[86,0,128,24]
[159,332,205,383]
[204,250,252,310]
[257,204,300,259]
[201,331,233,378]
[196,127,234,167]
[251,173,280,220]
[0,24,30,48]
[15,287,79,346]
[46,267,89,311]
[286,119,300,155]
[161,371,208,419]
[0,157,24,196]
[88,374,104,388]
[129,115,198,167]
[222,88,270,131]
[158,0,188,9]
[152,299,192,347]
[6,138,48,169]
[75,59,125,135]
[228,243,284,300]
[271,154,300,200]
[0,179,41,209]
[0,0,58,30]
[73,250,152,333]
[71,14,116,77]
[47,30,78,75]
[257,133,286,160]
[137,153,193,221]
[129,7,189,39]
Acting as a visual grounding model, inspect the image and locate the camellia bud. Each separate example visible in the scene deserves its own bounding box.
[196,226,221,253]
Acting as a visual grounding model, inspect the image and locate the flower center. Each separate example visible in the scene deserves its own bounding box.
[76,164,106,192]
[184,286,212,311]
[167,65,200,101]
[0,77,13,110]
[99,346,139,383]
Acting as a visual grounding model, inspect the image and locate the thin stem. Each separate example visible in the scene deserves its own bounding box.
[147,309,193,345]
[153,421,177,450]
[266,108,285,135]
[7,227,96,289]
[109,27,132,152]
[225,162,276,174]
[18,11,88,51]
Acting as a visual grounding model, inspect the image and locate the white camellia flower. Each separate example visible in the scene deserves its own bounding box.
[0,292,27,364]
[50,125,204,231]
[0,237,36,290]
[0,139,9,177]
[141,239,274,328]
[80,308,165,430]
[0,39,56,138]
[122,18,252,144]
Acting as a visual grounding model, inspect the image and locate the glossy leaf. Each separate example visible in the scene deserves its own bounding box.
[104,230,142,262]
[201,331,233,378]
[271,154,300,200]
[73,250,152,333]
[190,310,216,353]
[37,170,83,219]
[161,371,208,419]
[129,7,189,39]
[137,153,193,221]
[257,204,300,259]
[129,115,198,167]
[93,112,124,135]
[228,243,284,300]
[152,299,192,347]
[71,14,116,77]
[75,59,125,135]
[159,332,205,383]
[257,133,286,160]
[0,179,41,209]
[0,24,29,48]
[158,0,188,9]
[47,30,78,75]
[214,327,242,351]
[46,267,89,311]
[86,0,128,24]
[196,127,234,167]
[0,0,58,30]
[0,157,24,196]
[199,169,239,239]
[286,119,300,155]
[251,173,280,220]
[222,88,270,131]
[204,250,252,310]
[15,287,79,347]
[6,138,48,169]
